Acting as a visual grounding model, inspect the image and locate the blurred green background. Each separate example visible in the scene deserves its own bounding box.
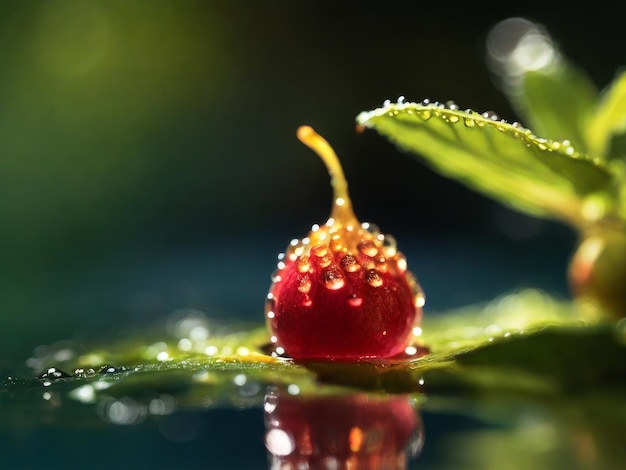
[1,1,621,373]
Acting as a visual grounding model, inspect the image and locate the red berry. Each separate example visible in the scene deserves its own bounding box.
[264,389,422,468]
[266,126,424,360]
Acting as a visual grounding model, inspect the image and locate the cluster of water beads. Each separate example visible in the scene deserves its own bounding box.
[357,97,594,163]
[267,221,425,320]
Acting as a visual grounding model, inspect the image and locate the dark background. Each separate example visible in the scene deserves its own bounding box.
[0,1,621,373]
[1,2,624,469]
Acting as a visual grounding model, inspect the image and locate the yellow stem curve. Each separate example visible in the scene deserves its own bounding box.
[296,125,357,224]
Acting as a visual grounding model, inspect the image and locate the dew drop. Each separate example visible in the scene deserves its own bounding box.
[296,256,311,273]
[322,268,345,290]
[464,117,476,127]
[365,269,383,287]
[417,110,431,121]
[100,365,124,375]
[73,367,95,378]
[340,254,360,272]
[537,138,548,150]
[38,367,72,380]
[311,244,328,258]
[347,294,363,307]
[482,111,499,121]
[271,269,282,283]
[420,98,430,106]
[297,275,312,293]
[375,257,388,272]
[382,235,397,256]
[302,296,313,307]
[329,238,344,253]
[445,100,459,110]
[317,254,333,268]
[357,240,378,257]
[395,254,408,273]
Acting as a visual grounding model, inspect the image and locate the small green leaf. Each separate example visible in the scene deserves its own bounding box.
[356,102,618,228]
[515,66,597,153]
[586,71,626,160]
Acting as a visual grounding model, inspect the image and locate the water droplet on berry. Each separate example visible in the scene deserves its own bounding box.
[340,254,360,272]
[330,238,345,253]
[358,240,378,257]
[297,256,311,273]
[271,269,282,283]
[302,296,313,307]
[396,254,408,273]
[382,235,397,257]
[347,294,363,307]
[297,275,312,293]
[311,245,328,258]
[322,268,345,290]
[365,269,383,287]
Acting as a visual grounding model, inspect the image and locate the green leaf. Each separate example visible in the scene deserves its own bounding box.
[515,66,597,153]
[356,101,619,228]
[586,71,626,160]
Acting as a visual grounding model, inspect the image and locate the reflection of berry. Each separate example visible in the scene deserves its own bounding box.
[266,126,424,360]
[264,389,422,468]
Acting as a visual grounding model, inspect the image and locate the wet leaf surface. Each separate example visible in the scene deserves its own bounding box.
[356,101,619,229]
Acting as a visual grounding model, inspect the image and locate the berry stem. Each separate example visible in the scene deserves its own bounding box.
[297,126,357,224]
